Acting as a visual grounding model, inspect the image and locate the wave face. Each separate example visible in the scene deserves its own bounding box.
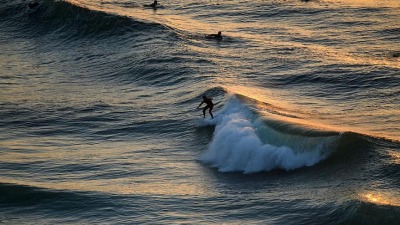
[199,96,339,173]
[0,0,399,224]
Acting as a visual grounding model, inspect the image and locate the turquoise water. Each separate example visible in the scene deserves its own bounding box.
[0,0,399,224]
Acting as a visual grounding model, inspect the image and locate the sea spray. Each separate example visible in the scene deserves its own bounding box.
[199,96,337,173]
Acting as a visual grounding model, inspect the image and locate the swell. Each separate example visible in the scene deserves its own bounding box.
[0,182,145,223]
[241,89,400,146]
[0,182,119,215]
[216,90,400,144]
[0,0,166,39]
[0,0,198,87]
[198,93,397,173]
[341,199,400,225]
[270,66,400,93]
[0,101,186,142]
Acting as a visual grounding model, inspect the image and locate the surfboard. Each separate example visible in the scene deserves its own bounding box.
[205,34,223,40]
[195,118,214,127]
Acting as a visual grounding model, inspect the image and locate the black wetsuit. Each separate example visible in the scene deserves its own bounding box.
[206,34,222,40]
[148,1,157,7]
[199,98,214,119]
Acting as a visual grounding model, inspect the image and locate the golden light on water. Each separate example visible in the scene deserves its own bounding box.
[1,136,213,196]
[66,0,400,71]
[0,177,208,196]
[327,0,400,8]
[221,84,353,134]
[387,150,400,164]
[362,192,400,207]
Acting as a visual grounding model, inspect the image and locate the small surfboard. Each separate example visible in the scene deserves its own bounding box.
[205,34,223,40]
[195,118,215,127]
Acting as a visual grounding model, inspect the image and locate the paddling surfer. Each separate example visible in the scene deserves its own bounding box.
[205,31,222,40]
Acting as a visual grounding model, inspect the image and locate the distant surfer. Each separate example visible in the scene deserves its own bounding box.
[144,0,158,8]
[205,31,223,40]
[198,96,214,119]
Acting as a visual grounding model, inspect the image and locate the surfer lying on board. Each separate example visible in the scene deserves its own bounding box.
[205,31,223,40]
[198,96,214,119]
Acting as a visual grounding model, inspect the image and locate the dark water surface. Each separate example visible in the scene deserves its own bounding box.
[1,0,399,224]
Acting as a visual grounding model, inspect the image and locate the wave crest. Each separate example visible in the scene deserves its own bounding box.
[199,96,339,173]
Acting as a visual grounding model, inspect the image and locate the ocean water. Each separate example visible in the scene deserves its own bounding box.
[0,0,399,224]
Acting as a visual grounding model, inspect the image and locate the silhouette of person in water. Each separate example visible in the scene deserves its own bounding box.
[145,0,157,8]
[198,96,214,119]
[206,31,222,40]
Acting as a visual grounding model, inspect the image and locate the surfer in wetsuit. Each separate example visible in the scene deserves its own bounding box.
[206,31,222,40]
[145,0,157,8]
[198,96,214,119]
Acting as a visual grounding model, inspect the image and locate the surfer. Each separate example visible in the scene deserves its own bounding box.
[205,31,223,40]
[144,0,158,8]
[197,96,214,119]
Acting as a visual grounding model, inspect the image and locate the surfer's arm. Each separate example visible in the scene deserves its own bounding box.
[197,101,205,108]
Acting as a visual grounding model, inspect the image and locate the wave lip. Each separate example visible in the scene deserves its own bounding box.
[199,96,338,173]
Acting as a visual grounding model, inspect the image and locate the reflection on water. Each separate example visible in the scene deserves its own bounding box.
[361,191,400,207]
[387,150,400,164]
[0,177,208,196]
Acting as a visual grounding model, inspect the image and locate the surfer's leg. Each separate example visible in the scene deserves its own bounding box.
[209,106,214,119]
[203,106,210,118]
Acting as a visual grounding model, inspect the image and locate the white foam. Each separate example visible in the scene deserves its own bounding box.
[194,117,218,127]
[198,96,335,173]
